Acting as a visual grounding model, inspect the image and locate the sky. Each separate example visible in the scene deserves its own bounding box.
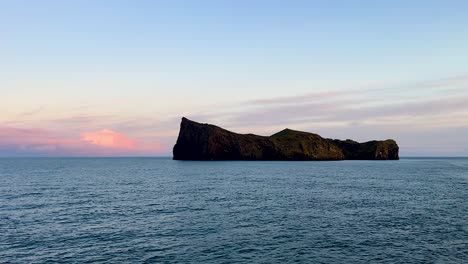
[1,0,468,156]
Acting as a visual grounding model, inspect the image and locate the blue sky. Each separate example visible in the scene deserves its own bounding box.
[1,1,468,156]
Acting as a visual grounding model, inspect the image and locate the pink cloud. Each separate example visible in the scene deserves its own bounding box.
[0,126,163,156]
[80,129,136,150]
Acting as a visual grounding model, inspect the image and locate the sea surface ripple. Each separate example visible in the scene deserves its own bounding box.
[0,157,467,263]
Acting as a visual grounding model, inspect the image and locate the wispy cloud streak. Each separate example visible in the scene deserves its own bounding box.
[1,74,467,156]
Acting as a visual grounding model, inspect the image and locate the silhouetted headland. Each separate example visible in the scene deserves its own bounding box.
[173,117,399,161]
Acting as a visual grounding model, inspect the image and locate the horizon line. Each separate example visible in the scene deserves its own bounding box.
[0,156,467,159]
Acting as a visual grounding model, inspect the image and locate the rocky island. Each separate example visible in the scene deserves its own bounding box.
[173,117,399,161]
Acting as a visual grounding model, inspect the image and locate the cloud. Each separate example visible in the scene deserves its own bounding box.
[20,106,45,116]
[2,73,467,156]
[245,90,360,106]
[81,129,136,149]
[0,126,162,156]
[163,74,468,156]
[192,72,468,130]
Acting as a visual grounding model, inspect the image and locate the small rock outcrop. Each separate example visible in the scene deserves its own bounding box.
[173,118,399,161]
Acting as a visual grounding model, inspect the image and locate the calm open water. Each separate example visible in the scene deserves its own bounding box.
[0,157,467,263]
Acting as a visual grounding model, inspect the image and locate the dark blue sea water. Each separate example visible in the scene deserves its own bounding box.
[0,158,467,263]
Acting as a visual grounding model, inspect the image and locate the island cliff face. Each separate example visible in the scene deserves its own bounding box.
[173,118,399,161]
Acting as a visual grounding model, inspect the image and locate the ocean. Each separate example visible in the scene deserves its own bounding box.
[1,157,467,263]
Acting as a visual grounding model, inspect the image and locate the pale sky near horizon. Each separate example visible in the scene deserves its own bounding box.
[1,0,468,156]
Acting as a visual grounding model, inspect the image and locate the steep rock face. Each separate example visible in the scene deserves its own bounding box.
[173,118,399,161]
[332,139,399,160]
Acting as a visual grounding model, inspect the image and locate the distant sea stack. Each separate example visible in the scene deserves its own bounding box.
[173,117,399,161]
